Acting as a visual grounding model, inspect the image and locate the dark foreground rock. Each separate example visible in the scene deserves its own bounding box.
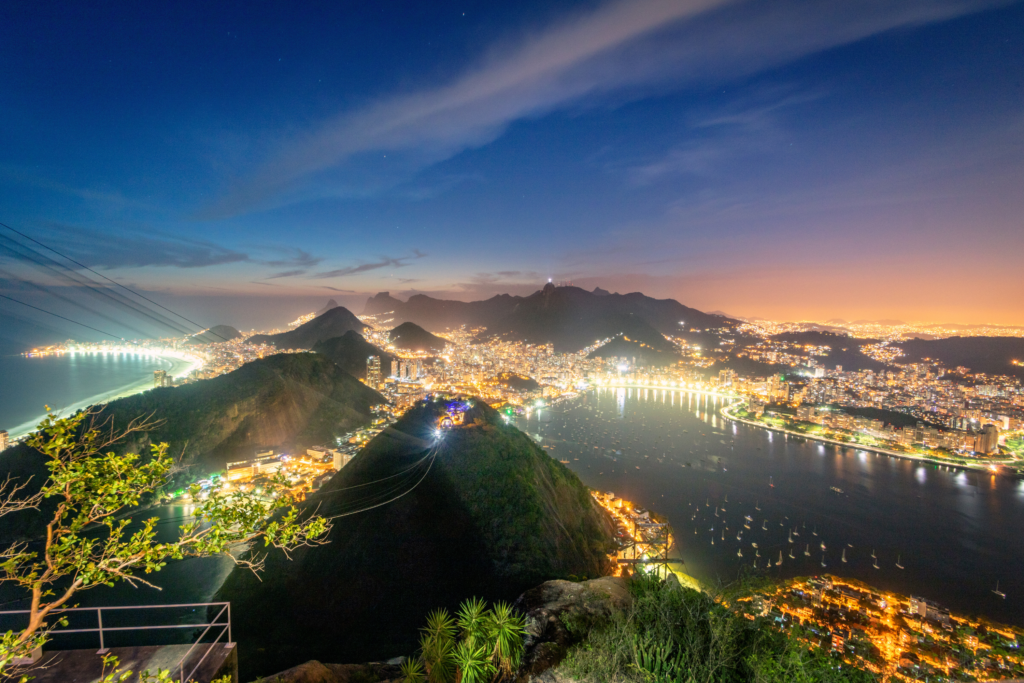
[514,576,631,683]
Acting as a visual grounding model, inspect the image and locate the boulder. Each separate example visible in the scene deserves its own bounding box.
[514,577,632,682]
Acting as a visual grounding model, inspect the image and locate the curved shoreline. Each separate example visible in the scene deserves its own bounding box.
[590,383,1014,476]
[7,349,202,440]
[719,400,1013,475]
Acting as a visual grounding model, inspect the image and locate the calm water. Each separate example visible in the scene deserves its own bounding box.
[520,387,1024,627]
[0,353,178,438]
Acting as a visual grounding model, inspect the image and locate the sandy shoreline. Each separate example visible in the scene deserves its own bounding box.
[8,350,201,440]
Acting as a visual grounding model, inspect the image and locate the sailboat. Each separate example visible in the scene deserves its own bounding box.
[896,554,904,569]
[789,548,795,559]
[820,541,827,552]
[871,548,876,559]
[725,494,729,503]
[812,525,818,536]
[993,581,1006,599]
[804,544,811,557]
[821,555,827,567]
[756,550,760,558]
[762,520,768,531]
[769,476,774,488]
[841,549,847,563]
[873,557,879,569]
[715,507,719,517]
[755,499,760,511]
[776,551,783,566]
[788,530,793,544]
[737,548,743,558]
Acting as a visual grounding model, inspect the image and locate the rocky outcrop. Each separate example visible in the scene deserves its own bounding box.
[514,577,632,683]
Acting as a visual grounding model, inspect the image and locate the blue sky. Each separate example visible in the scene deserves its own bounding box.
[1,0,1023,336]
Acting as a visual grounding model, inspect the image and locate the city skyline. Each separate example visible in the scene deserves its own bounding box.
[2,0,1024,333]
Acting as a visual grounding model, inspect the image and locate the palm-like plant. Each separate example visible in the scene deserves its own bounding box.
[401,658,427,683]
[415,599,527,683]
[457,596,491,646]
[452,639,495,683]
[421,609,458,683]
[487,601,528,679]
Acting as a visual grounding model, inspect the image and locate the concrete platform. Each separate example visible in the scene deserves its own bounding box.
[13,642,237,683]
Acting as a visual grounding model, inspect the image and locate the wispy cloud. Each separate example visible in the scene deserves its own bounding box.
[264,269,307,280]
[206,0,1005,216]
[310,251,427,279]
[259,248,322,268]
[33,223,248,269]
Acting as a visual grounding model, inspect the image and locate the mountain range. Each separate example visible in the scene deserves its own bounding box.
[364,284,732,353]
[248,306,367,349]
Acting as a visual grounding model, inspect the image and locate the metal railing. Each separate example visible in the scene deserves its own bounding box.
[0,602,232,683]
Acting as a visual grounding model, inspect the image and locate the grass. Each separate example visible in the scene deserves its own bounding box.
[557,572,878,683]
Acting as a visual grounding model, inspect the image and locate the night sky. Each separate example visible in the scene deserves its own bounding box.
[1,0,1023,336]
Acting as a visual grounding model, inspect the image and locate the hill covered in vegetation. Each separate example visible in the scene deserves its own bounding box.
[389,321,446,352]
[312,330,396,380]
[217,398,615,679]
[249,306,367,349]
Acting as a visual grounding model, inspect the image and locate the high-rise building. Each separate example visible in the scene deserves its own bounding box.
[0,430,8,453]
[390,359,400,379]
[366,356,381,389]
[154,370,169,388]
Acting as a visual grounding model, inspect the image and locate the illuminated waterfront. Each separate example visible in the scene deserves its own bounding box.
[0,351,199,439]
[522,386,1024,628]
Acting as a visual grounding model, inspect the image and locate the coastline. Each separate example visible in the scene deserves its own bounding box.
[586,384,1015,475]
[7,349,202,440]
[717,400,1012,475]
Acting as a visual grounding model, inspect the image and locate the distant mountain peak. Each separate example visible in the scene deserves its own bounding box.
[592,287,612,296]
[249,306,367,349]
[316,299,340,317]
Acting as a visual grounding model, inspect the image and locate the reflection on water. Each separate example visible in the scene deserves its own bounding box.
[521,387,1024,627]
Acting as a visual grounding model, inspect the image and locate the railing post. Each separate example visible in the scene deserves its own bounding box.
[227,602,232,644]
[97,608,108,654]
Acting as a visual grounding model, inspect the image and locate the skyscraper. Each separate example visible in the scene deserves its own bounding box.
[154,370,169,388]
[0,430,8,453]
[367,356,381,389]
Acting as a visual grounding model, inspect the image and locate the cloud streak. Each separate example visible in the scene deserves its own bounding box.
[207,0,1007,216]
[310,251,427,279]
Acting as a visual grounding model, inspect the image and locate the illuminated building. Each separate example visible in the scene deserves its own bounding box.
[0,430,8,452]
[153,370,170,388]
[366,355,381,389]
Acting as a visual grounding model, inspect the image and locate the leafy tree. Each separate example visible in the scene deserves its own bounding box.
[0,411,331,678]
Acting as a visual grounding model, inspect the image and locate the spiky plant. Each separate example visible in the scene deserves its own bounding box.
[401,658,427,683]
[487,601,527,679]
[420,609,457,683]
[457,597,491,647]
[452,639,495,683]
